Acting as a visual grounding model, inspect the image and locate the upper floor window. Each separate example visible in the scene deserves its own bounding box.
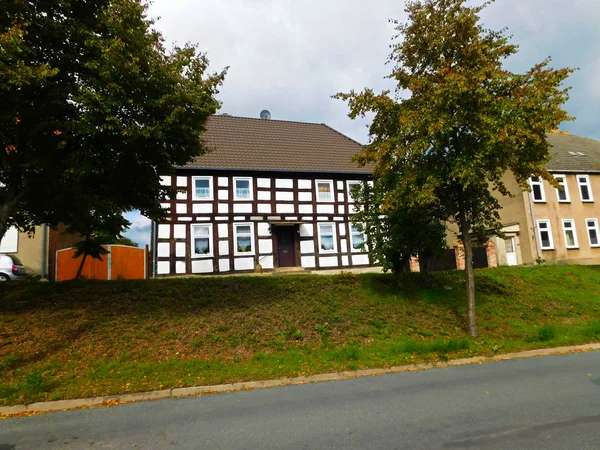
[554,175,570,202]
[234,223,254,255]
[192,224,212,257]
[529,177,545,202]
[192,176,213,201]
[347,181,360,203]
[577,175,594,202]
[316,180,334,202]
[562,219,578,249]
[233,177,253,201]
[350,224,366,252]
[317,223,337,253]
[586,218,599,247]
[537,220,554,250]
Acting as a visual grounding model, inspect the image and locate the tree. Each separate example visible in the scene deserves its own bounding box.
[0,0,227,244]
[335,0,574,336]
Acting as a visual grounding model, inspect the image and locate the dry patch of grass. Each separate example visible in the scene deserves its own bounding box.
[1,265,599,406]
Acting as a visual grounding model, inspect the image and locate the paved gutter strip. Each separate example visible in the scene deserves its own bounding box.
[2,343,599,416]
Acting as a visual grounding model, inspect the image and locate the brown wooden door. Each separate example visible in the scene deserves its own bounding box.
[276,227,296,267]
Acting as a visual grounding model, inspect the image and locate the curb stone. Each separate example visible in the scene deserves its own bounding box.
[2,342,599,416]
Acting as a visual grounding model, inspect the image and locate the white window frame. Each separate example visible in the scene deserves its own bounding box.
[233,177,254,201]
[192,176,213,201]
[554,174,570,203]
[349,223,367,253]
[347,181,361,203]
[585,218,600,248]
[317,223,337,254]
[576,174,594,202]
[561,219,579,249]
[315,180,334,203]
[537,219,554,250]
[191,224,213,258]
[233,222,255,256]
[529,177,546,203]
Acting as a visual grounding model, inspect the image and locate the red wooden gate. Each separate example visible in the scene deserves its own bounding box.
[55,245,146,281]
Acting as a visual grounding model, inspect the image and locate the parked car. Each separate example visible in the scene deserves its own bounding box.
[0,254,27,281]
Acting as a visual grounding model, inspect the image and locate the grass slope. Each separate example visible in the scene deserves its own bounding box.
[1,265,599,406]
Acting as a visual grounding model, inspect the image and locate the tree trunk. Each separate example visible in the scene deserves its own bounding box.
[75,252,89,280]
[458,207,478,337]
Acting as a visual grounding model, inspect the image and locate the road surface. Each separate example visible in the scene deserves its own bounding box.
[1,351,600,449]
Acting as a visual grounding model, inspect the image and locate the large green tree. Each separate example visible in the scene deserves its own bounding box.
[0,0,226,243]
[336,0,574,336]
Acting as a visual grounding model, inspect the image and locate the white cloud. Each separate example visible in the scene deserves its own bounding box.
[122,214,151,247]
[147,0,600,142]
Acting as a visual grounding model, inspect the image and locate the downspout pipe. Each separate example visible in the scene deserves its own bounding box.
[151,220,157,277]
[41,224,48,279]
[528,192,542,260]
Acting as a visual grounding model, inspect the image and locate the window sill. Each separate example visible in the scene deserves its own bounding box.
[191,254,213,259]
[532,200,546,203]
[233,198,254,202]
[565,247,579,250]
[192,198,214,202]
[541,248,555,251]
[234,252,255,257]
[581,200,595,203]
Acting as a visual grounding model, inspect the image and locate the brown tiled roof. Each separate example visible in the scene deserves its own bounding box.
[546,133,600,173]
[186,115,370,174]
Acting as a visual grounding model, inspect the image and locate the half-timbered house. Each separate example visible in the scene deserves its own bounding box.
[151,114,374,276]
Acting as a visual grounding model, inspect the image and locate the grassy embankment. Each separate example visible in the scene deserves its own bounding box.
[1,265,599,406]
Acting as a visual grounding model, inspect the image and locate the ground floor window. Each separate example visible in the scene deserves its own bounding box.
[350,224,366,252]
[562,219,578,249]
[318,223,336,253]
[537,220,554,250]
[192,224,212,257]
[234,223,254,255]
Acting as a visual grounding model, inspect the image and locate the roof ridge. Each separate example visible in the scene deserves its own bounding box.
[320,122,365,147]
[212,114,326,127]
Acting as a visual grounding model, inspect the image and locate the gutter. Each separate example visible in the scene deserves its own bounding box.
[173,166,372,176]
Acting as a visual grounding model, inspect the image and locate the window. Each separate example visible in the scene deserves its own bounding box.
[554,175,570,202]
[316,180,334,202]
[537,220,554,250]
[350,224,366,252]
[234,223,254,255]
[562,219,579,249]
[577,175,594,202]
[317,223,337,253]
[529,177,545,202]
[233,177,253,200]
[347,181,360,203]
[586,218,600,247]
[192,224,212,257]
[192,176,213,200]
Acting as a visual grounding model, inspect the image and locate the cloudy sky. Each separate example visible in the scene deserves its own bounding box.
[123,0,600,246]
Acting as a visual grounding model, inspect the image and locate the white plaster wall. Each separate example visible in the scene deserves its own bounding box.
[259,239,273,254]
[176,191,187,200]
[219,240,229,256]
[257,178,271,188]
[258,222,271,237]
[157,243,170,257]
[298,179,312,189]
[298,192,312,202]
[157,261,170,274]
[300,240,315,254]
[176,204,187,214]
[173,224,186,239]
[192,259,214,273]
[218,203,229,214]
[192,204,213,214]
[342,255,350,266]
[218,177,228,187]
[276,179,293,189]
[158,224,170,239]
[261,255,274,270]
[234,257,254,271]
[299,224,313,237]
[258,191,271,201]
[301,255,316,268]
[340,239,348,253]
[218,223,228,238]
[317,205,334,214]
[352,254,369,265]
[219,259,230,272]
[177,176,187,187]
[176,242,186,257]
[175,261,186,274]
[218,190,228,200]
[319,256,338,267]
[338,223,346,236]
[299,204,313,214]
[233,203,252,213]
[276,203,294,214]
[276,191,294,201]
[160,176,171,186]
[258,204,272,214]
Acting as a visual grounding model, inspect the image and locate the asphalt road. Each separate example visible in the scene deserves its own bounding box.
[1,351,599,449]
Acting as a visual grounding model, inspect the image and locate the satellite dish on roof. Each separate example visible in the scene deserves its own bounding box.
[260,110,271,120]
